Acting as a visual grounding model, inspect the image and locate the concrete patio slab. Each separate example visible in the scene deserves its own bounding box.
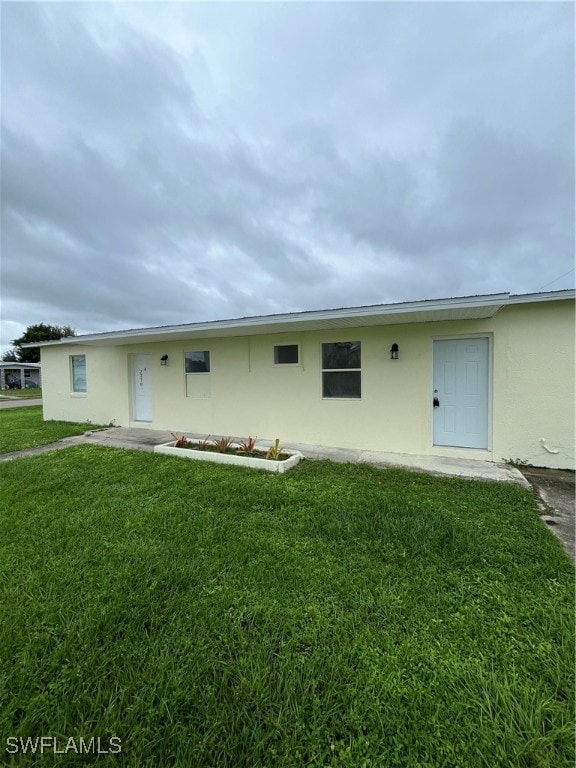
[256,440,530,486]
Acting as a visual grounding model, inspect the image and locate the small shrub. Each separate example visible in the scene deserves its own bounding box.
[266,438,281,460]
[214,436,233,454]
[171,432,190,448]
[195,436,213,450]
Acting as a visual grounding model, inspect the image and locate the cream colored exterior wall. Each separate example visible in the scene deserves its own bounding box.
[491,301,574,468]
[42,346,130,426]
[40,299,575,469]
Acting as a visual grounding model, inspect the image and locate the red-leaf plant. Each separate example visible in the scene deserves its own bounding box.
[239,436,257,454]
[171,432,190,448]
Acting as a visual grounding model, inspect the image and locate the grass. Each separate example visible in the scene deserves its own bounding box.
[0,405,97,453]
[0,388,42,399]
[0,445,573,767]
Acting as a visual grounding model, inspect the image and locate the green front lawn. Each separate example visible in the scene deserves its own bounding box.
[0,406,97,453]
[0,446,573,767]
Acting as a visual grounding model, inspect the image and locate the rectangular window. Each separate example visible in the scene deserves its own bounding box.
[274,344,299,365]
[185,351,210,373]
[71,355,87,393]
[322,341,361,399]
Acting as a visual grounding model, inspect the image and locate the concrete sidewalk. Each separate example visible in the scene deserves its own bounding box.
[0,426,529,486]
[0,397,43,408]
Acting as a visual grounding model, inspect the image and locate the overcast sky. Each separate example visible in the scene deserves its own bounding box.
[1,1,574,351]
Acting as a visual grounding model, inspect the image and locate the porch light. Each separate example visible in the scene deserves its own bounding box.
[160,354,169,366]
[390,343,399,360]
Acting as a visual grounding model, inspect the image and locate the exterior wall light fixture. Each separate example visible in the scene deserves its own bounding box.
[160,354,169,366]
[390,343,399,360]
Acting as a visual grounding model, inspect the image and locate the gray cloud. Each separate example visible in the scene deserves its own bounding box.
[1,2,573,350]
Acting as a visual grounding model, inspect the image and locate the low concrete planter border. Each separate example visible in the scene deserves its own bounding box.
[153,441,303,474]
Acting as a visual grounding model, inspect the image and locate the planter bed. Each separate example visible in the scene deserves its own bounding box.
[153,441,303,473]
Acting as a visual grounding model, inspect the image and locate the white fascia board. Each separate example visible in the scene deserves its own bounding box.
[25,290,575,350]
[25,293,512,348]
[508,289,575,304]
[25,293,513,348]
[0,361,41,367]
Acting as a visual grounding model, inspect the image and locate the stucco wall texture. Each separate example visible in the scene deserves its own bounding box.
[40,300,575,469]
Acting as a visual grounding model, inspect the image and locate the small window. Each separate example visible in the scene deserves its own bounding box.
[185,351,210,373]
[321,341,361,399]
[274,344,299,365]
[71,355,87,393]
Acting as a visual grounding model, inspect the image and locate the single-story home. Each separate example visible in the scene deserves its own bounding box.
[0,361,42,390]
[31,290,575,469]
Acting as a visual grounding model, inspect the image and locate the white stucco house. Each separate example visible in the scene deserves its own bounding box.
[31,290,575,469]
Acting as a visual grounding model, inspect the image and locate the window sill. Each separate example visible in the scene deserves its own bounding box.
[70,392,88,397]
[322,397,362,401]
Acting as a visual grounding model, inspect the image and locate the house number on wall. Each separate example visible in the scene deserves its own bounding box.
[139,370,144,386]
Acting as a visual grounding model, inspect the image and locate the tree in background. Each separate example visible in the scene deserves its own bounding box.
[2,324,76,363]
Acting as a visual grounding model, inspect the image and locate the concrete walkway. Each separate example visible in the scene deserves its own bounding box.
[0,426,530,486]
[0,397,43,408]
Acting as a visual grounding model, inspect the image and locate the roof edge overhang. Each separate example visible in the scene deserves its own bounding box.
[507,289,576,304]
[24,289,575,348]
[0,361,42,368]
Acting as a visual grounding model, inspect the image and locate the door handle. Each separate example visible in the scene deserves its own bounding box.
[433,397,440,408]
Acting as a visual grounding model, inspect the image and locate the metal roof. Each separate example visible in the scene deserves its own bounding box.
[26,289,575,348]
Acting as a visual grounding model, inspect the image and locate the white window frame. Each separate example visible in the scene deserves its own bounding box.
[321,341,361,400]
[70,354,87,394]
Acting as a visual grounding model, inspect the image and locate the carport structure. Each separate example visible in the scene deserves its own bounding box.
[0,362,42,390]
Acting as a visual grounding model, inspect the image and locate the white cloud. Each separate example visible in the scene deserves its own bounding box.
[1,1,573,351]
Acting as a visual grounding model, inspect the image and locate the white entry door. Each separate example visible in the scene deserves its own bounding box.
[433,338,489,449]
[132,354,152,422]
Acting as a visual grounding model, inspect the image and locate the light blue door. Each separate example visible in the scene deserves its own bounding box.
[433,338,489,449]
[132,354,152,422]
